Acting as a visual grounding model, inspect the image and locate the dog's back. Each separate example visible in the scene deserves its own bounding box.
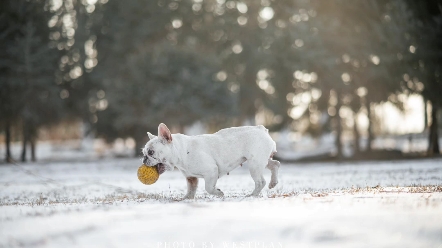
[213,125,276,153]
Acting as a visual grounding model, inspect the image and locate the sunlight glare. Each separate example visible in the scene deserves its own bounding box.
[216,71,227,81]
[259,7,274,21]
[172,19,183,29]
[236,2,248,13]
[341,73,351,83]
[370,55,380,65]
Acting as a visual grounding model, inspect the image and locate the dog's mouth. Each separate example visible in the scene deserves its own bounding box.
[156,163,166,175]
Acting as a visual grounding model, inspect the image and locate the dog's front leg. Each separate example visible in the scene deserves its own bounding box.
[204,171,224,197]
[183,177,198,199]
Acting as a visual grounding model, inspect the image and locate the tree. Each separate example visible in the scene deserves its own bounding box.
[0,0,61,162]
[92,0,236,155]
[403,0,442,155]
[291,0,408,157]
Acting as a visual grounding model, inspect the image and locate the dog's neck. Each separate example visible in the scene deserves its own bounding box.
[169,133,188,170]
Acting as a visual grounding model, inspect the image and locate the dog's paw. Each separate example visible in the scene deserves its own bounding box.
[182,194,196,200]
[215,189,224,197]
[268,180,278,189]
[246,193,261,197]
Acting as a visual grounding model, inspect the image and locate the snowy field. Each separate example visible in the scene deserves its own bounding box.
[0,158,441,248]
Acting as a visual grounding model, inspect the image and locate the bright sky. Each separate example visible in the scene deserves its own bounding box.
[286,93,426,135]
[378,94,425,134]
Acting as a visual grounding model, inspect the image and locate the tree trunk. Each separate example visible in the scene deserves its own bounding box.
[353,116,360,155]
[134,138,143,158]
[21,21,32,163]
[30,138,36,162]
[5,120,12,163]
[428,103,440,155]
[21,123,28,162]
[424,97,428,129]
[335,92,343,158]
[367,101,374,151]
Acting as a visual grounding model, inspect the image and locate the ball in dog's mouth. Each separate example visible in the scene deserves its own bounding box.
[137,164,160,185]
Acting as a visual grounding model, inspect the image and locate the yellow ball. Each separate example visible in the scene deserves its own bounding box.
[137,164,159,185]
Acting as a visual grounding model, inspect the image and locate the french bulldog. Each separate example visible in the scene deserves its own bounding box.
[142,123,280,199]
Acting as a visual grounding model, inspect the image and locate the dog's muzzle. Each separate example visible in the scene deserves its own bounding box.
[143,156,165,174]
[156,163,166,174]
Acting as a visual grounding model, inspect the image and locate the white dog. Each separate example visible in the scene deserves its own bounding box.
[142,123,280,199]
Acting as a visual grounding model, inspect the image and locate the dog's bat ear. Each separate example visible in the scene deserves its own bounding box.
[147,132,156,140]
[158,123,172,143]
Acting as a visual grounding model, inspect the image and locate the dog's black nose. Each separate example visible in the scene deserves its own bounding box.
[142,156,148,164]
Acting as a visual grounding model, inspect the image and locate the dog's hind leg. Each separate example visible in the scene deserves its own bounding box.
[247,161,266,197]
[266,159,280,189]
[183,177,198,199]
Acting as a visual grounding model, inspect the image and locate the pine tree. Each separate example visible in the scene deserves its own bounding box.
[1,0,61,162]
[92,0,236,155]
[403,0,442,155]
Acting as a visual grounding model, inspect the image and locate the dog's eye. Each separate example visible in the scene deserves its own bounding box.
[148,150,154,156]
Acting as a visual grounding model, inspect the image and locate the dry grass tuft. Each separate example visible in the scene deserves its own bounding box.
[1,185,441,206]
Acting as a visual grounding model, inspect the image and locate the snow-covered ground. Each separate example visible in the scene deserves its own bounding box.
[0,158,441,248]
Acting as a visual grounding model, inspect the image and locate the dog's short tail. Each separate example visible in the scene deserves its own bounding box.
[258,125,277,154]
[257,125,268,133]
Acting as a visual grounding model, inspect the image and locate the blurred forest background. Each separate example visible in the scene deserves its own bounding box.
[0,0,441,163]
